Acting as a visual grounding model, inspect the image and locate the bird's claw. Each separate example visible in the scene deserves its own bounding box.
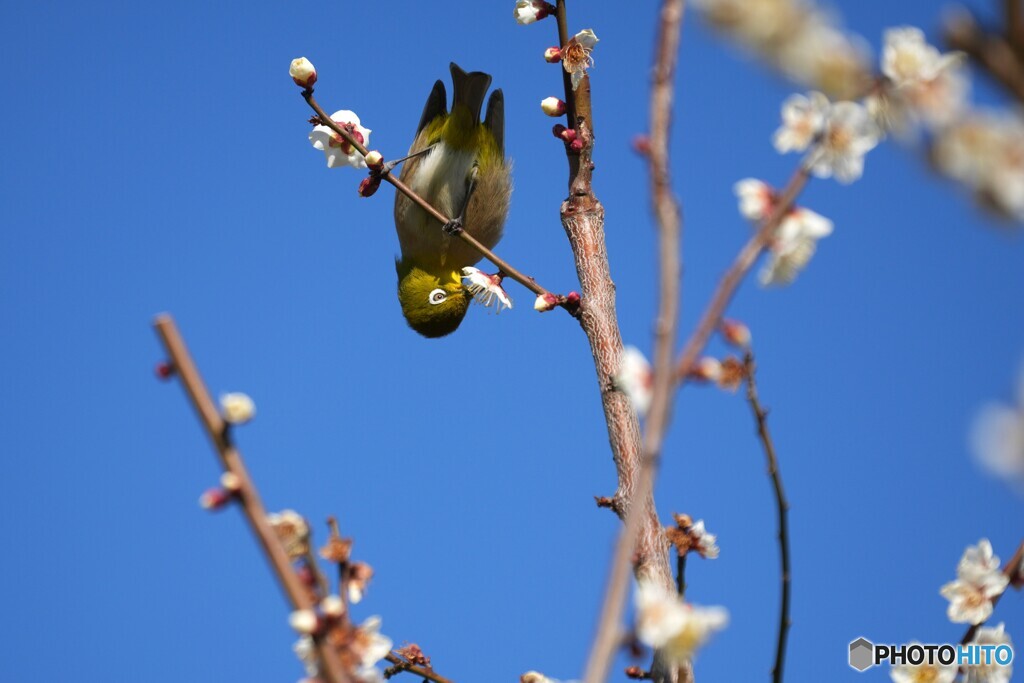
[443,218,464,236]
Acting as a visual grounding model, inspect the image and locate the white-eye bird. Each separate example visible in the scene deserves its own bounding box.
[393,63,512,338]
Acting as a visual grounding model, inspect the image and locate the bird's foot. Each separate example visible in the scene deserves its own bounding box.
[442,218,464,236]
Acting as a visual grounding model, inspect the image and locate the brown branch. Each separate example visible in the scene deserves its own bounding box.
[674,166,810,381]
[945,10,1024,104]
[301,90,574,311]
[383,653,453,683]
[580,3,687,683]
[959,539,1024,644]
[743,353,791,683]
[152,314,354,683]
[1007,0,1024,51]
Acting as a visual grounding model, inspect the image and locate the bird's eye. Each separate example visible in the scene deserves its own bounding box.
[428,288,448,305]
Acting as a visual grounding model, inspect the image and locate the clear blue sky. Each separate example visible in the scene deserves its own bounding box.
[0,2,1020,682]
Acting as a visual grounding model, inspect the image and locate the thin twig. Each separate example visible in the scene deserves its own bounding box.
[959,540,1024,644]
[676,554,687,598]
[383,653,453,683]
[743,353,791,683]
[300,90,573,310]
[674,166,810,381]
[581,3,687,683]
[152,314,353,683]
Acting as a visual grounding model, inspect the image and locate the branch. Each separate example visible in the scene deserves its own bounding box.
[383,653,453,683]
[743,353,791,683]
[580,2,687,683]
[300,90,576,312]
[959,539,1024,644]
[945,10,1024,104]
[674,166,810,381]
[152,314,354,683]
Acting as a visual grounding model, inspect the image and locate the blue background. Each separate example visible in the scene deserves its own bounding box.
[0,1,1020,681]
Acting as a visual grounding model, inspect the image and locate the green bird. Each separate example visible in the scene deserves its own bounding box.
[393,63,512,338]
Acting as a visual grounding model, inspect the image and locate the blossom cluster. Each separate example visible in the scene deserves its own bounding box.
[939,538,1010,625]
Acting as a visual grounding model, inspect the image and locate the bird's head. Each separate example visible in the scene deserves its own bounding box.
[395,260,470,338]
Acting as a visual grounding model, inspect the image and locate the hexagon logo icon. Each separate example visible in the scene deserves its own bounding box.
[849,637,874,671]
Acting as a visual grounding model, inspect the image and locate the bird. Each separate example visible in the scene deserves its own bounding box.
[393,62,512,338]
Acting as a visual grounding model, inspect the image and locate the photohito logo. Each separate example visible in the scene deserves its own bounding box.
[848,637,1014,672]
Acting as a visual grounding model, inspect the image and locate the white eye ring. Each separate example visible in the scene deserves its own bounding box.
[428,288,448,305]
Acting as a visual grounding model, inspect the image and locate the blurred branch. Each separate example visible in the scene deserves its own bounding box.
[300,90,576,312]
[674,167,810,381]
[580,2,688,683]
[959,539,1024,644]
[945,9,1024,104]
[743,353,791,683]
[152,314,353,683]
[383,653,452,683]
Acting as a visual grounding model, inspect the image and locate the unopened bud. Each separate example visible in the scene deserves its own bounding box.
[199,487,232,511]
[632,135,651,156]
[219,471,242,493]
[154,361,174,380]
[689,357,722,383]
[720,319,751,349]
[220,392,255,425]
[569,138,584,152]
[540,97,567,117]
[566,291,581,306]
[544,46,562,63]
[358,176,381,197]
[320,595,345,620]
[296,564,317,588]
[289,57,318,88]
[288,608,320,635]
[552,124,567,139]
[533,293,560,312]
[625,667,648,680]
[364,150,384,170]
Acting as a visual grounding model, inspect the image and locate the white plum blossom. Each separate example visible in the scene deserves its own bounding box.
[878,27,968,131]
[563,29,599,91]
[514,1,553,25]
[462,267,513,312]
[220,392,255,424]
[733,178,833,286]
[965,622,1014,683]
[616,346,653,417]
[777,20,873,98]
[773,92,830,154]
[889,642,957,683]
[293,636,320,678]
[808,101,881,183]
[934,112,1024,219]
[351,616,393,682]
[267,509,310,560]
[940,538,1010,624]
[635,580,728,666]
[309,110,371,169]
[970,365,1024,482]
[690,519,720,559]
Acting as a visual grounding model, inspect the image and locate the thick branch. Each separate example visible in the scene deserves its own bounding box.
[579,3,687,683]
[743,353,791,683]
[153,314,353,683]
[301,90,573,309]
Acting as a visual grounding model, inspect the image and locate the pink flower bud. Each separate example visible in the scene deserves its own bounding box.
[296,564,316,588]
[544,46,562,63]
[566,291,581,305]
[364,150,384,170]
[632,135,651,156]
[358,176,381,197]
[289,57,317,88]
[689,357,723,383]
[552,124,567,139]
[569,138,584,152]
[533,293,560,312]
[154,361,174,380]
[541,97,567,117]
[720,319,752,349]
[199,487,232,511]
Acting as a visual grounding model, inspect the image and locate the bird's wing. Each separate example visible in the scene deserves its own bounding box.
[416,79,448,136]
